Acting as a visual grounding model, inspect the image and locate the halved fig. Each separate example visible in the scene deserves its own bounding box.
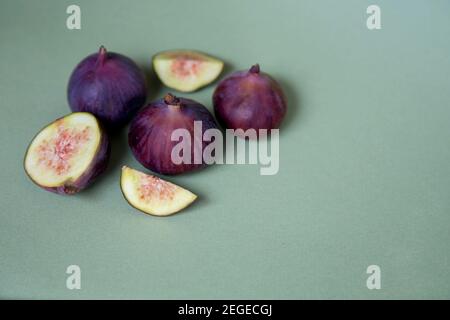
[153,50,224,92]
[120,166,197,216]
[24,112,110,195]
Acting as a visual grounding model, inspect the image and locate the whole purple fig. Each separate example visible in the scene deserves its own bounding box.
[213,64,287,137]
[128,93,219,175]
[68,46,147,129]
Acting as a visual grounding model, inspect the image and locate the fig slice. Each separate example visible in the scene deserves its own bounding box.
[24,112,110,195]
[153,50,224,92]
[120,166,197,216]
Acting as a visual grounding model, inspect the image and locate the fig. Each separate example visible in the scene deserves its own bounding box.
[120,166,197,216]
[128,93,219,175]
[153,50,224,92]
[213,64,287,137]
[24,112,110,195]
[68,46,147,129]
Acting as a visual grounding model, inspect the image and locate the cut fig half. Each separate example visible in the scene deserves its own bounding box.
[24,112,110,195]
[120,166,197,216]
[153,50,224,92]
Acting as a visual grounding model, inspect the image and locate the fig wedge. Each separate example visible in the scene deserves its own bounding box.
[24,112,110,195]
[153,50,224,92]
[120,166,197,216]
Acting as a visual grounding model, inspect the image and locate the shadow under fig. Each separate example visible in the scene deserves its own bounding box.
[276,77,301,133]
[78,130,129,197]
[139,60,162,104]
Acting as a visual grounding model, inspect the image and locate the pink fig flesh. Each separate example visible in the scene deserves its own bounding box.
[120,166,197,216]
[24,112,110,195]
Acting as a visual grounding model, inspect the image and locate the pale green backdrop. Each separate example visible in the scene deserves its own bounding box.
[1,0,449,299]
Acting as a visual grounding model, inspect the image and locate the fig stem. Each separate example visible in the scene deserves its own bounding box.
[249,64,260,74]
[164,93,182,107]
[96,45,107,68]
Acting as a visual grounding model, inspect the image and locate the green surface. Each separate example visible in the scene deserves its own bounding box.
[1,0,450,299]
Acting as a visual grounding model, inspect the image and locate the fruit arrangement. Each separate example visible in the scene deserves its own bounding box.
[24,46,288,216]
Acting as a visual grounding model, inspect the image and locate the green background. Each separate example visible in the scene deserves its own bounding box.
[1,0,449,299]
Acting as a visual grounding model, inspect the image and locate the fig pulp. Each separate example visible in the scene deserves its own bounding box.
[153,50,224,92]
[120,166,197,216]
[24,112,110,195]
[213,64,287,137]
[128,93,219,175]
[68,46,147,129]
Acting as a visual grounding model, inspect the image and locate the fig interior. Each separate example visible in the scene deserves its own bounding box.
[153,50,224,92]
[120,166,197,216]
[24,112,102,188]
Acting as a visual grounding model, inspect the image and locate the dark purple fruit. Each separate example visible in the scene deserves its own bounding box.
[213,64,287,137]
[24,112,110,195]
[68,46,147,129]
[128,93,219,175]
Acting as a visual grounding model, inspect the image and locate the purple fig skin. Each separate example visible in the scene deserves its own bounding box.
[213,64,287,137]
[24,113,111,195]
[67,46,147,130]
[128,94,219,175]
